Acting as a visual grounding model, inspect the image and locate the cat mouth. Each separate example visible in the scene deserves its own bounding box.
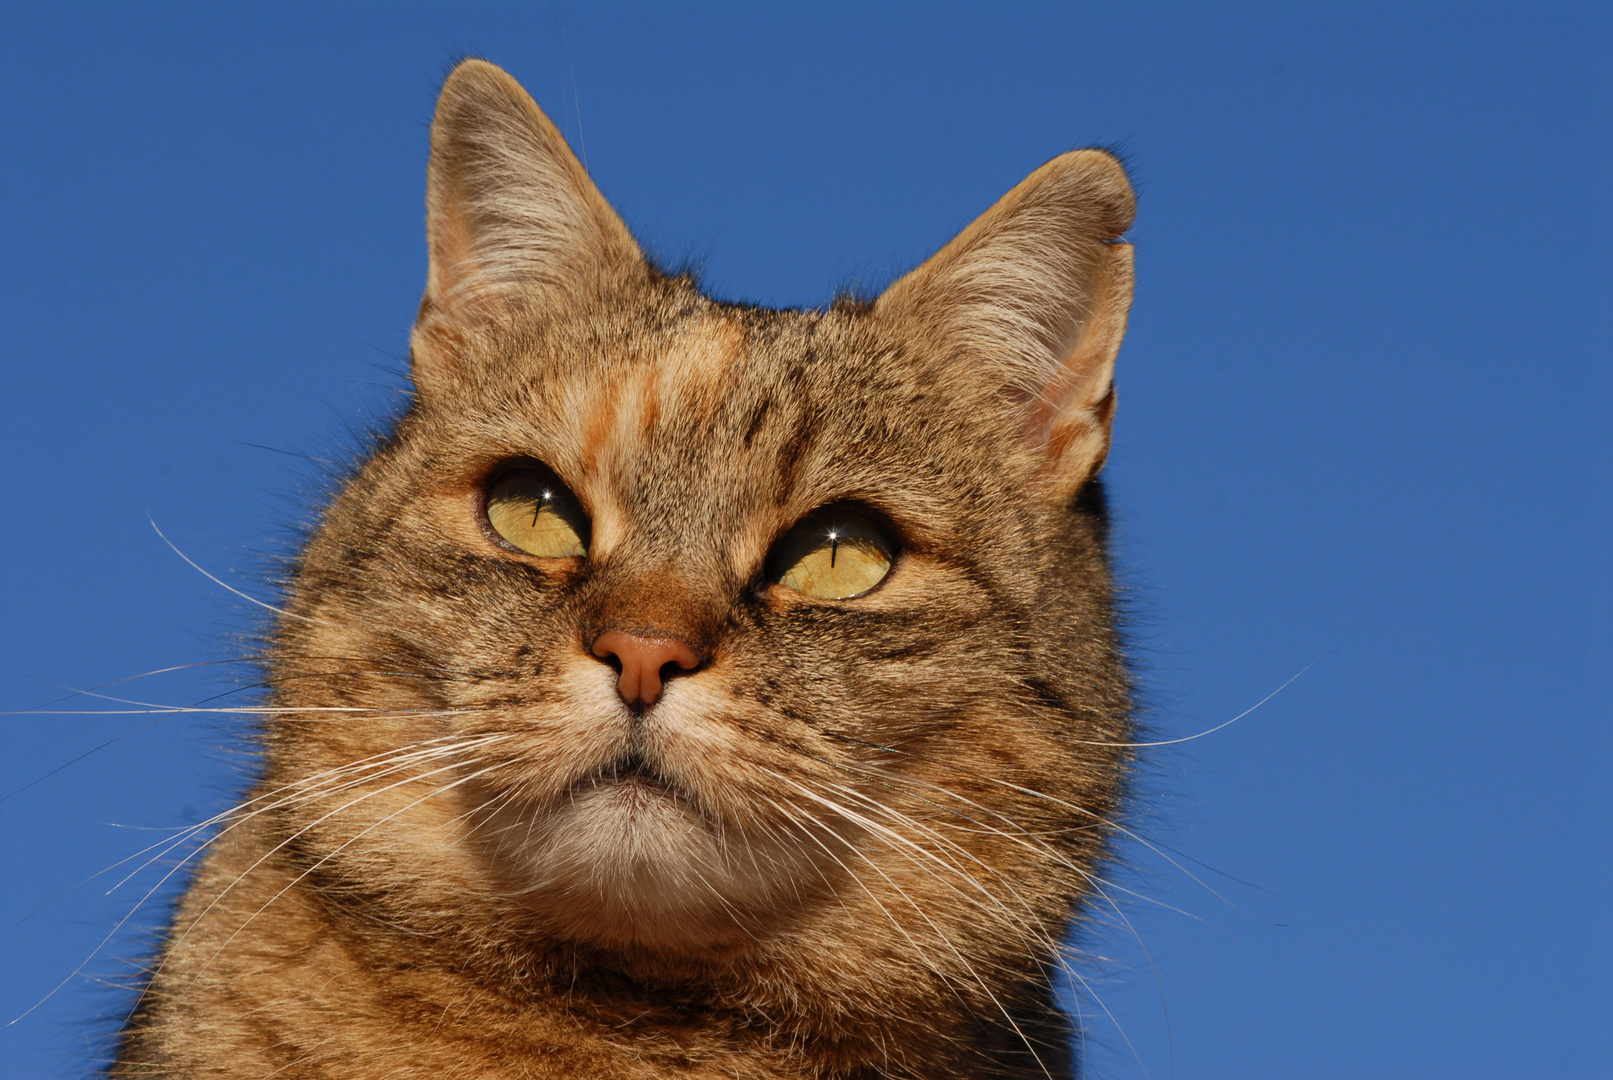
[575,751,673,796]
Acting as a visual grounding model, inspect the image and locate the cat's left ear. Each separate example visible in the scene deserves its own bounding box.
[412,59,647,394]
[875,150,1136,501]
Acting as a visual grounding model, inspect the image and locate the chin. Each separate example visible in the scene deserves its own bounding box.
[468,774,819,955]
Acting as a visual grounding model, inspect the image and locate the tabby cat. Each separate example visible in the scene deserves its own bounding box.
[113,59,1137,1079]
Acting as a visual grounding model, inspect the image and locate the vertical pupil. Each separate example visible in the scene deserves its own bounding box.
[531,490,551,527]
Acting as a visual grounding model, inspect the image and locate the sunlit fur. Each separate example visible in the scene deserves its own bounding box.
[115,60,1138,1079]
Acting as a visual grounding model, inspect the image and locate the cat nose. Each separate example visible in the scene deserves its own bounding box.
[590,630,702,707]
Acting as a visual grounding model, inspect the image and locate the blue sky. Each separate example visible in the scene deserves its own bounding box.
[1,4,1608,1077]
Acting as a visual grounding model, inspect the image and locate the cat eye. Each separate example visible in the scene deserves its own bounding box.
[766,505,895,600]
[484,466,590,558]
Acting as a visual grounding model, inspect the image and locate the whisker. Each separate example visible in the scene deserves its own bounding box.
[786,775,1057,951]
[5,679,495,717]
[120,735,511,899]
[182,752,529,987]
[14,658,270,712]
[823,732,1253,919]
[98,731,499,883]
[792,769,1155,1077]
[759,784,1059,1080]
[10,733,510,1025]
[1076,658,1319,748]
[820,756,1202,922]
[148,516,329,626]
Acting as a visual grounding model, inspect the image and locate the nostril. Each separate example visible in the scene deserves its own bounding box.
[590,629,702,707]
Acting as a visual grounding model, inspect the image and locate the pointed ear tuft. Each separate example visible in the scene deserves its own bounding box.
[412,60,645,393]
[875,150,1137,500]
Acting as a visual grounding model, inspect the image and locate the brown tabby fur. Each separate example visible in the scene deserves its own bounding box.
[113,60,1138,1079]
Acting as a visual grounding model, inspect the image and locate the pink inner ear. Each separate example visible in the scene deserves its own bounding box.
[1017,242,1133,486]
[1016,325,1116,452]
[1019,356,1101,447]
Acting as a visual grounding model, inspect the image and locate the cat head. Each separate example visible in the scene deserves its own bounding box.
[268,60,1135,971]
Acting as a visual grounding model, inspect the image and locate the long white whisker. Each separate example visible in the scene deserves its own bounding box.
[761,784,1058,1080]
[10,735,509,1026]
[788,775,1057,953]
[828,734,1252,918]
[781,764,1156,1076]
[148,515,328,626]
[1079,659,1318,748]
[108,735,506,895]
[164,743,515,963]
[185,753,528,985]
[825,757,1203,922]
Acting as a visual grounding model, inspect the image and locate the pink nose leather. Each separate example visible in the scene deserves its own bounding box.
[591,630,700,707]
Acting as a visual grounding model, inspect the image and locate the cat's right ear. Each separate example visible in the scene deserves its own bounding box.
[874,150,1136,504]
[412,59,646,396]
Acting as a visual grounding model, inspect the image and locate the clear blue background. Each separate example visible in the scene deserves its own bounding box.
[2,4,1608,1077]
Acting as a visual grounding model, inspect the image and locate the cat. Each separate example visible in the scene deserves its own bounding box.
[112,58,1137,1079]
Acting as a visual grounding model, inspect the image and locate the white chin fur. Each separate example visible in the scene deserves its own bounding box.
[474,782,798,952]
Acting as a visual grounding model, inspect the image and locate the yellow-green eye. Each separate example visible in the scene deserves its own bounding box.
[485,467,589,558]
[767,506,895,600]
